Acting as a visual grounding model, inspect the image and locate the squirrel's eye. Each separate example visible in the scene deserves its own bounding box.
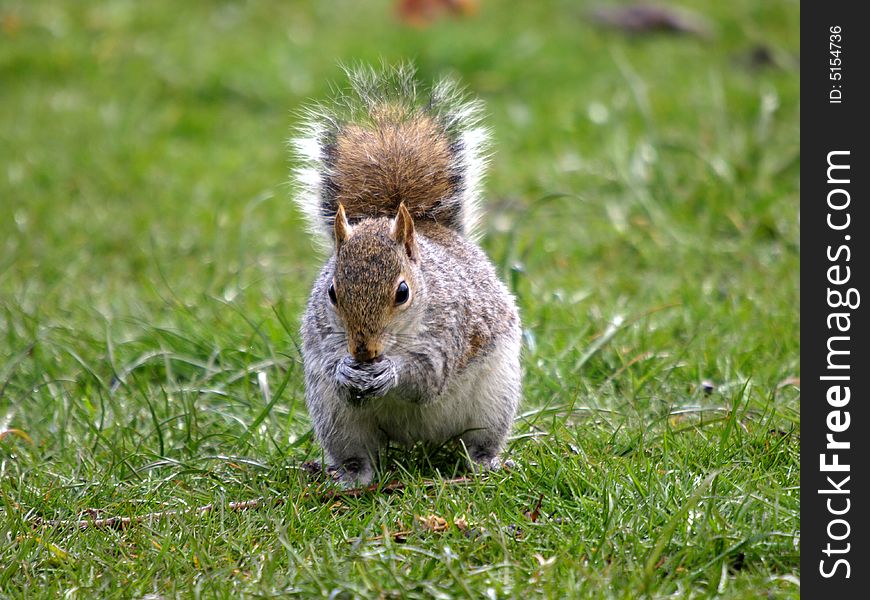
[328,283,337,305]
[395,281,410,305]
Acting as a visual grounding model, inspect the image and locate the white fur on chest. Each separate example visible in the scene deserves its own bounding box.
[364,336,518,446]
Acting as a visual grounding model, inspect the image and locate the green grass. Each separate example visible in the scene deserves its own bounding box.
[1,0,799,597]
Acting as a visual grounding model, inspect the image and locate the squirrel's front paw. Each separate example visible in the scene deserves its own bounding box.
[336,356,398,402]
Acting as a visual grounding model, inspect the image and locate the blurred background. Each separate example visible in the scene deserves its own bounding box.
[1,0,799,321]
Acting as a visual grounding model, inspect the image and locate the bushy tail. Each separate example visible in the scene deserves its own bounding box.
[291,64,490,241]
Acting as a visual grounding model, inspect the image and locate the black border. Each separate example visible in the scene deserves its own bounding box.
[802,3,869,595]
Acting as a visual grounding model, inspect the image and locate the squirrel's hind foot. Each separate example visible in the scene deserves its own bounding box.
[466,450,516,475]
[303,458,375,488]
[327,458,374,489]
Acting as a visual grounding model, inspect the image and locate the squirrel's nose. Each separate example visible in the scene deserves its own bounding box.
[350,339,383,362]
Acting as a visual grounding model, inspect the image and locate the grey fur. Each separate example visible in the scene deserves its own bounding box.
[301,226,521,486]
[295,67,521,487]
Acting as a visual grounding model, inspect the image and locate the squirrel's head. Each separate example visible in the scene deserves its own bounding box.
[328,202,420,362]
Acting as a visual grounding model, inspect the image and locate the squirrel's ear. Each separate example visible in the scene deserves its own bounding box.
[391,202,419,262]
[334,203,352,249]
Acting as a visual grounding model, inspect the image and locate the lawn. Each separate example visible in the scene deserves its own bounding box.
[0,0,800,597]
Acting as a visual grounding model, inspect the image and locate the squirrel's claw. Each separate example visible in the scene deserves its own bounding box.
[336,356,398,402]
[328,460,374,488]
[468,455,506,474]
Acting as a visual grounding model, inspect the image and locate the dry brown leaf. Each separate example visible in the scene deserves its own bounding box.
[396,0,479,28]
[416,514,449,532]
[524,494,544,522]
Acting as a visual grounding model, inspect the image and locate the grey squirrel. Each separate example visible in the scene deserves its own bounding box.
[291,65,521,486]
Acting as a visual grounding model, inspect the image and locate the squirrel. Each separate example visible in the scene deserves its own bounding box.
[291,65,522,486]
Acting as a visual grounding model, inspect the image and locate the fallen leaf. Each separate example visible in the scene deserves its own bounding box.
[416,514,449,532]
[2,13,22,36]
[590,4,712,38]
[524,494,544,522]
[396,0,478,28]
